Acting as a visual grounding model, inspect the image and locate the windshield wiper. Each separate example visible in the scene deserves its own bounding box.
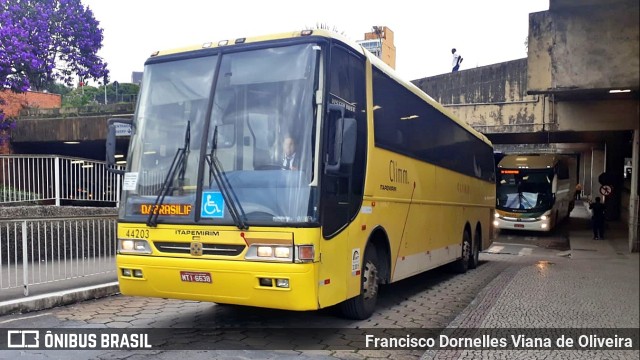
[146,121,190,227]
[517,192,534,209]
[205,125,248,230]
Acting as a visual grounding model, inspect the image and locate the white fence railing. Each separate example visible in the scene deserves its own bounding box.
[0,216,117,296]
[0,155,122,206]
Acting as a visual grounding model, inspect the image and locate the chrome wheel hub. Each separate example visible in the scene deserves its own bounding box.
[362,261,378,300]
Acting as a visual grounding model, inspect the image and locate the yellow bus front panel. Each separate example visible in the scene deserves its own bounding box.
[117,255,318,310]
[116,224,327,311]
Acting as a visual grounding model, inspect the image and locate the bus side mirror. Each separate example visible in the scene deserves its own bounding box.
[325,104,356,174]
[106,118,132,175]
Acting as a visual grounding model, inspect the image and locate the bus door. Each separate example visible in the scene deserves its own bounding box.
[318,44,367,307]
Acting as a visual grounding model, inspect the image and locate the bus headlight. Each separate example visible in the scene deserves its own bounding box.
[538,211,551,221]
[246,244,313,262]
[274,247,291,258]
[256,246,291,258]
[257,246,273,257]
[118,239,152,254]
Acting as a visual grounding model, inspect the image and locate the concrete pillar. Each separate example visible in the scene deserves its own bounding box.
[582,150,593,197]
[604,139,626,220]
[630,129,639,252]
[590,148,605,200]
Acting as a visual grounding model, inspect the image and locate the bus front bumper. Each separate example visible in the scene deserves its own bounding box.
[494,217,551,232]
[117,255,318,311]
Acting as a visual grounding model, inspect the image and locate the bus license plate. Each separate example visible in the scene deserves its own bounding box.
[180,271,212,283]
[514,224,525,228]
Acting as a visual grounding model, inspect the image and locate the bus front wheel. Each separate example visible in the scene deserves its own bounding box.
[339,244,379,320]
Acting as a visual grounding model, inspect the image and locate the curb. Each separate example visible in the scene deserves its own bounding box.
[0,282,120,316]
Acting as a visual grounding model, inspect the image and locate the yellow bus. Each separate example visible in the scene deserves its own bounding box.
[494,154,576,232]
[106,29,496,319]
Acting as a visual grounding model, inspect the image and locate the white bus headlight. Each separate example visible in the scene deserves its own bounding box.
[540,215,548,221]
[118,239,152,254]
[274,247,291,258]
[257,246,273,257]
[245,244,312,262]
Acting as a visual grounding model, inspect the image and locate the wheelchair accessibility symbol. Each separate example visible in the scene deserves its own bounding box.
[201,191,225,218]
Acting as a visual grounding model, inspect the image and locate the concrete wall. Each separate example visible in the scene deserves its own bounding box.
[582,151,593,196]
[13,116,114,142]
[0,205,116,219]
[591,148,606,199]
[412,59,549,133]
[527,0,640,93]
[12,103,134,143]
[555,99,640,131]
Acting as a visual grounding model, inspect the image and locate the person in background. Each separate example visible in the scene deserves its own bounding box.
[575,183,583,200]
[452,48,463,72]
[588,197,606,240]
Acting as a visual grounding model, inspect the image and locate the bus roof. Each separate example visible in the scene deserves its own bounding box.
[498,154,564,169]
[149,29,492,147]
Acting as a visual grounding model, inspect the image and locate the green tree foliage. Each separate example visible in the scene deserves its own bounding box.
[103,82,139,104]
[62,83,140,107]
[0,0,109,92]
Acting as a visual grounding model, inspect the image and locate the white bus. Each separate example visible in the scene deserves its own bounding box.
[494,154,576,232]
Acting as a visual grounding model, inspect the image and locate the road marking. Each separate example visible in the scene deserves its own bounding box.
[0,312,51,324]
[518,248,533,256]
[487,245,504,253]
[495,242,538,247]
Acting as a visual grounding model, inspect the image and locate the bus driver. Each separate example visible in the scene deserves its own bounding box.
[281,134,299,170]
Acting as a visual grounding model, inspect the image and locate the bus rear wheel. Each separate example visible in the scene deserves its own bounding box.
[339,244,379,320]
[469,229,480,269]
[451,230,471,273]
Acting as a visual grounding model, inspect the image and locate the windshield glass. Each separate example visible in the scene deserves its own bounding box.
[496,169,554,212]
[120,43,320,226]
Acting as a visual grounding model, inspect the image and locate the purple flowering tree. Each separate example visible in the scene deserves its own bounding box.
[0,0,109,144]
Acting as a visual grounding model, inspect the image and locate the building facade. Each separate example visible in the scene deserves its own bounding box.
[357,26,396,69]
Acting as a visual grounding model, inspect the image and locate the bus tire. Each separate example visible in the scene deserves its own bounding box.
[469,229,481,269]
[339,244,379,320]
[451,230,471,273]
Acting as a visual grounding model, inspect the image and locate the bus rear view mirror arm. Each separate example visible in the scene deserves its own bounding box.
[106,117,133,175]
[325,104,356,174]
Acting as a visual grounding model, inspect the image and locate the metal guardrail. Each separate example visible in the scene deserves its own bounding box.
[0,155,122,206]
[0,216,117,296]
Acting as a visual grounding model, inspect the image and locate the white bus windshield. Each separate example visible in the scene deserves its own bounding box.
[496,169,554,211]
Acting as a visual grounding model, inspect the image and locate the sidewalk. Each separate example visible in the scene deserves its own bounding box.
[423,200,640,359]
[0,274,118,315]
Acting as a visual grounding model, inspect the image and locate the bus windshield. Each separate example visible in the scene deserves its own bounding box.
[496,169,554,212]
[121,43,320,226]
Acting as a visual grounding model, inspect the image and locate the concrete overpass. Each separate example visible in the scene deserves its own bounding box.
[8,0,639,250]
[10,103,133,160]
[413,0,639,251]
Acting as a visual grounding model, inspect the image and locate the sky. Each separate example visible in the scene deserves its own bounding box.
[82,0,549,84]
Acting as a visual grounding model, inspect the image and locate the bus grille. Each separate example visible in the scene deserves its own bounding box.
[154,242,246,256]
